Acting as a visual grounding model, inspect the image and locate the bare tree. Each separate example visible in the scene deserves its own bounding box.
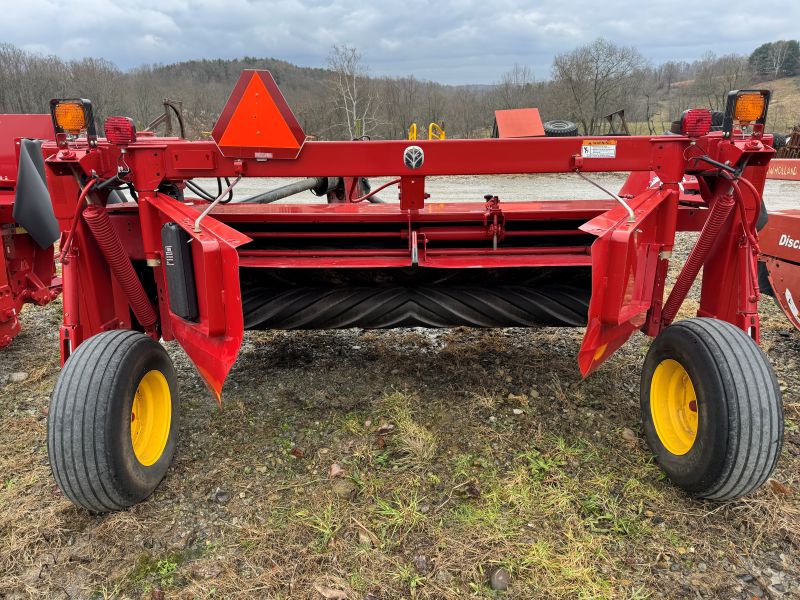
[327,45,380,139]
[127,66,162,128]
[655,61,686,92]
[421,81,447,127]
[768,41,792,78]
[492,64,536,110]
[552,38,646,134]
[381,75,419,139]
[446,87,485,138]
[691,53,749,111]
[69,58,125,126]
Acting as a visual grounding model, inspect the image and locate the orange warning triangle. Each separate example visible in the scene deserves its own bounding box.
[218,73,300,150]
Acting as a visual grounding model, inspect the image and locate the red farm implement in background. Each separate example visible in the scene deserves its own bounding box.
[0,114,61,349]
[20,74,784,512]
[759,209,800,330]
[766,158,800,181]
[758,125,800,328]
[765,127,800,181]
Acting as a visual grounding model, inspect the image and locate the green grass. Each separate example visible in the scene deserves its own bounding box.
[2,300,798,599]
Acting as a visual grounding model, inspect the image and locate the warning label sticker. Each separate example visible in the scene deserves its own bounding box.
[581,140,617,158]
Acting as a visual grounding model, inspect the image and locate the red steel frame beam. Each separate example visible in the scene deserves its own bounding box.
[118,136,689,193]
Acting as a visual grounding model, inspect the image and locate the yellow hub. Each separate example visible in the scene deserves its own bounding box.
[650,359,699,456]
[131,370,172,466]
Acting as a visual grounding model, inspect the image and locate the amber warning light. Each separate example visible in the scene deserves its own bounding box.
[54,102,86,133]
[49,98,98,146]
[211,70,306,160]
[722,89,770,137]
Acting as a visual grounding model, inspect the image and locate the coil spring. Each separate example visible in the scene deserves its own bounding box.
[82,205,158,329]
[661,193,736,324]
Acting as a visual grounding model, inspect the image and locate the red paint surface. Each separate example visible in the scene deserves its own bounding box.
[766,158,800,181]
[759,209,800,331]
[494,108,545,138]
[0,114,60,348]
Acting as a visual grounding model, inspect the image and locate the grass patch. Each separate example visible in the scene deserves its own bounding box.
[296,502,344,551]
[380,391,437,470]
[375,490,427,543]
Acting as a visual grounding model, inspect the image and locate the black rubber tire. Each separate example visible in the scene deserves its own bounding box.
[543,120,579,137]
[771,133,788,151]
[48,330,179,512]
[640,318,783,501]
[755,203,777,301]
[758,261,776,298]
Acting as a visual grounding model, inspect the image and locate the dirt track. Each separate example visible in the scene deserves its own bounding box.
[0,180,799,599]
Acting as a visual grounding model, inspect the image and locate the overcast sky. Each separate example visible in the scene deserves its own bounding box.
[4,0,800,84]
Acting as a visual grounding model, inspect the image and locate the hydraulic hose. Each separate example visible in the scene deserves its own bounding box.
[237,177,327,204]
[661,190,736,325]
[351,178,399,203]
[59,179,98,262]
[82,205,158,331]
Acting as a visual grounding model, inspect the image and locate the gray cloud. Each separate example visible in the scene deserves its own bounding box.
[4,0,800,83]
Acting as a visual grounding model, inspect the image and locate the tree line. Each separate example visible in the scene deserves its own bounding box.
[1,38,798,142]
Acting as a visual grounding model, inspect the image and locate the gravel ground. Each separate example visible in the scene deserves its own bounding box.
[0,211,798,598]
[199,173,800,210]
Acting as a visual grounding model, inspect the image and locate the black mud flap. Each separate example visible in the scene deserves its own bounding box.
[12,139,59,248]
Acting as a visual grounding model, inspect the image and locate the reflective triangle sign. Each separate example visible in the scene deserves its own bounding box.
[212,70,306,159]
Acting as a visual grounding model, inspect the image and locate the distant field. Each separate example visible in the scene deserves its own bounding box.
[756,76,800,132]
[622,76,800,136]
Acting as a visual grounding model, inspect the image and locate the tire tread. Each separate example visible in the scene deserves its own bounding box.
[48,330,165,512]
[668,319,783,500]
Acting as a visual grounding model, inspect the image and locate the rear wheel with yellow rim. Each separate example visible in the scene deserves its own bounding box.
[641,318,783,500]
[649,359,698,456]
[48,330,179,512]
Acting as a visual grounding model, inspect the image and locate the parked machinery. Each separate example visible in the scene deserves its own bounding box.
[0,114,61,349]
[12,74,784,511]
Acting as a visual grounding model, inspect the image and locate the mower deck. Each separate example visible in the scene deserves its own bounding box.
[2,71,785,510]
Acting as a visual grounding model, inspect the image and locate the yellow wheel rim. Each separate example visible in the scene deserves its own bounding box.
[650,359,699,456]
[131,370,172,466]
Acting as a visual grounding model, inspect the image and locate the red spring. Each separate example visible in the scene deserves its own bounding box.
[82,204,158,330]
[661,192,736,325]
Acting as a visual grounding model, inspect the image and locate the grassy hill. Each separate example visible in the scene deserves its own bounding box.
[754,75,800,132]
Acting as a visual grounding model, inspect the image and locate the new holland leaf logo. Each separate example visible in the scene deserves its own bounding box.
[403,145,424,169]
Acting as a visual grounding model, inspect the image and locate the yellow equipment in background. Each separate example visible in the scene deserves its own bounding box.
[408,122,446,140]
[428,122,445,140]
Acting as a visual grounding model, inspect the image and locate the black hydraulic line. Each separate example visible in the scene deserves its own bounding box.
[186,178,233,203]
[236,177,326,204]
[221,177,233,203]
[692,155,739,174]
[168,103,186,139]
[185,180,215,201]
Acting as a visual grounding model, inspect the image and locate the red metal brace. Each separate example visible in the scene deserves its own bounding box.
[483,194,505,250]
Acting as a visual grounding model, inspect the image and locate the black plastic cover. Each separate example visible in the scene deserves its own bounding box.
[162,222,198,321]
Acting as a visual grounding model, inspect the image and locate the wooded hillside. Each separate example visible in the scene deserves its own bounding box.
[1,39,798,140]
